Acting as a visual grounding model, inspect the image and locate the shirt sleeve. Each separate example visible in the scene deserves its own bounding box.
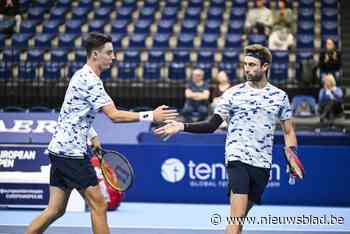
[214,88,232,123]
[278,94,292,121]
[83,79,113,111]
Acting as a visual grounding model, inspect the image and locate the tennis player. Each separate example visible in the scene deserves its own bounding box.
[26,32,177,234]
[155,44,298,234]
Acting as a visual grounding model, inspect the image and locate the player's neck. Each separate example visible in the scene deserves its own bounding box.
[87,61,102,77]
[248,78,268,89]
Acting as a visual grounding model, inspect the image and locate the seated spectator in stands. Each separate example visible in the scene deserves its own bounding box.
[182,69,210,122]
[211,71,231,111]
[268,26,294,51]
[273,0,295,33]
[245,0,273,36]
[295,101,313,117]
[318,38,342,82]
[318,74,344,123]
[0,0,21,35]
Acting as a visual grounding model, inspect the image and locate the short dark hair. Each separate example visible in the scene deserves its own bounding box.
[84,32,112,58]
[244,44,272,65]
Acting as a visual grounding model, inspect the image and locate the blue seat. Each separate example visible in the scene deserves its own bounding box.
[100,69,111,81]
[51,49,67,63]
[11,33,32,48]
[298,20,315,35]
[270,63,288,84]
[75,50,87,63]
[19,0,31,9]
[165,0,181,8]
[95,7,112,20]
[157,19,175,34]
[0,34,5,48]
[201,33,218,48]
[29,106,53,112]
[50,7,68,20]
[225,33,242,48]
[222,50,239,64]
[20,20,38,33]
[68,62,84,78]
[27,49,44,64]
[123,50,140,64]
[143,63,161,81]
[128,33,147,48]
[139,6,156,20]
[207,7,224,20]
[72,7,89,20]
[177,33,195,48]
[28,7,46,20]
[296,51,313,62]
[230,7,246,20]
[204,20,221,34]
[58,33,77,48]
[117,63,137,81]
[3,48,20,64]
[321,0,337,8]
[148,50,164,63]
[181,19,198,33]
[111,19,128,34]
[168,63,186,81]
[291,96,317,116]
[122,0,137,8]
[298,8,314,21]
[272,51,289,63]
[56,0,70,7]
[321,8,337,22]
[188,0,203,8]
[299,0,314,8]
[35,33,55,48]
[153,33,170,48]
[100,0,114,8]
[43,63,61,81]
[18,63,36,81]
[134,19,152,34]
[248,34,267,45]
[65,19,82,33]
[78,0,93,9]
[116,7,134,20]
[228,20,244,34]
[162,6,178,20]
[185,7,202,20]
[173,50,190,63]
[297,34,314,49]
[233,0,247,8]
[0,62,12,81]
[211,0,225,8]
[197,51,214,64]
[321,21,338,36]
[89,20,106,33]
[111,33,124,48]
[43,20,61,33]
[219,63,236,81]
[144,0,158,8]
[37,0,53,8]
[3,106,27,112]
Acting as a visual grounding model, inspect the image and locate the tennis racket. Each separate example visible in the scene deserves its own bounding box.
[96,148,134,192]
[284,147,304,180]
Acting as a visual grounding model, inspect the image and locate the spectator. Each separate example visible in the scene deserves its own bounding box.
[182,69,210,122]
[0,0,21,35]
[273,0,295,33]
[245,0,274,36]
[318,38,342,82]
[318,74,344,124]
[211,71,231,111]
[268,26,294,50]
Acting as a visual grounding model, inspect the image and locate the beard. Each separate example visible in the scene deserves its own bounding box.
[246,72,263,82]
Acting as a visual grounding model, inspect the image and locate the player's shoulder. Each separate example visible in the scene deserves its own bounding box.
[266,83,288,97]
[71,65,100,85]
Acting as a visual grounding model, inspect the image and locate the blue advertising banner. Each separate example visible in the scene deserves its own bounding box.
[1,144,349,207]
[0,113,150,144]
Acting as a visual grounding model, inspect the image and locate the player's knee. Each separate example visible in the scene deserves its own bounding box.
[46,206,66,220]
[89,195,108,214]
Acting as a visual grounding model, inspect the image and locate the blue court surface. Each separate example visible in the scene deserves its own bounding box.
[1,203,349,234]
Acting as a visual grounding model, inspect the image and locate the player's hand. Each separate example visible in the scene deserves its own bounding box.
[91,136,102,156]
[153,120,184,140]
[152,105,178,122]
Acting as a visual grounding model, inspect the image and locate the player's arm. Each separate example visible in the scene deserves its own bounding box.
[280,119,297,147]
[154,114,223,139]
[101,102,177,123]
